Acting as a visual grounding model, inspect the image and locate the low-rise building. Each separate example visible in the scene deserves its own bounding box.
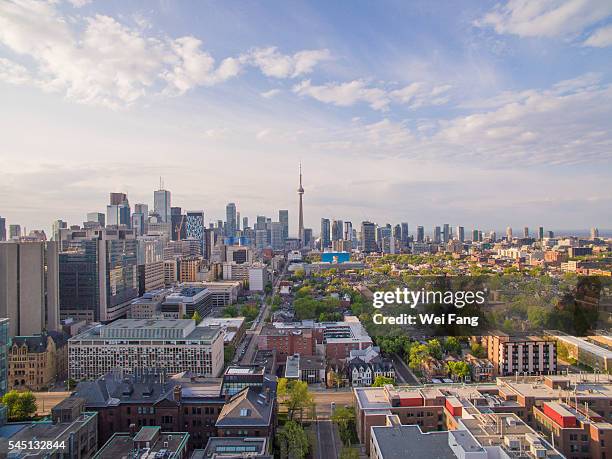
[8,331,68,391]
[95,426,190,459]
[284,354,326,384]
[196,436,270,458]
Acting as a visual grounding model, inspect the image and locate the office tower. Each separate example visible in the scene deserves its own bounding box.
[361,221,377,253]
[136,236,165,295]
[9,225,21,240]
[416,226,424,243]
[472,229,479,242]
[225,202,237,238]
[86,212,105,227]
[434,226,441,243]
[506,226,513,240]
[255,229,267,249]
[154,185,172,223]
[443,223,450,243]
[242,216,248,230]
[132,204,148,236]
[538,226,544,241]
[523,227,529,238]
[344,221,353,241]
[590,227,599,240]
[0,216,5,241]
[279,210,289,242]
[457,226,465,242]
[303,228,313,247]
[186,210,205,251]
[109,192,127,206]
[393,224,401,240]
[59,227,137,322]
[400,222,409,245]
[236,211,241,232]
[331,219,344,241]
[547,230,554,238]
[51,220,67,241]
[270,222,283,250]
[0,241,60,337]
[107,204,130,227]
[170,207,186,241]
[320,218,331,249]
[297,163,305,245]
[255,215,266,230]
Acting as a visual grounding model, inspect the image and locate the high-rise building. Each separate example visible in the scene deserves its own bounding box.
[59,227,138,322]
[456,226,465,242]
[344,221,353,241]
[297,163,305,245]
[0,317,9,423]
[523,226,529,238]
[136,236,165,295]
[320,218,331,249]
[0,217,5,241]
[393,224,401,240]
[303,228,313,248]
[186,210,205,252]
[361,221,377,253]
[331,219,343,241]
[472,229,479,242]
[590,227,599,240]
[225,202,237,238]
[0,241,60,337]
[242,216,248,230]
[416,226,424,243]
[107,192,131,227]
[154,186,171,223]
[52,219,67,241]
[171,206,186,241]
[433,226,441,243]
[109,192,127,206]
[255,215,266,230]
[400,222,409,245]
[442,223,450,243]
[86,212,105,227]
[538,226,544,241]
[131,204,147,236]
[279,210,289,242]
[8,225,21,240]
[270,222,284,251]
[236,211,241,232]
[506,226,513,240]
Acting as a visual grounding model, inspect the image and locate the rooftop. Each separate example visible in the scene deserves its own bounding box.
[371,424,455,459]
[201,437,268,458]
[94,428,189,458]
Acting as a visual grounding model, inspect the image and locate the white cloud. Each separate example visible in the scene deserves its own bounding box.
[477,0,612,40]
[293,79,452,111]
[0,57,32,85]
[67,0,92,7]
[260,88,281,98]
[583,24,612,46]
[0,1,330,108]
[245,47,331,78]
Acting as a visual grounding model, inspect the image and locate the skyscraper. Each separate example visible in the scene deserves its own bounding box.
[0,216,6,241]
[9,225,21,240]
[132,204,148,236]
[331,219,344,241]
[279,210,289,242]
[523,227,529,238]
[320,218,331,249]
[538,226,544,241]
[400,222,409,245]
[107,192,130,228]
[472,229,479,242]
[154,183,171,223]
[86,212,105,227]
[171,207,186,241]
[236,211,241,232]
[52,220,67,241]
[226,202,237,237]
[434,226,441,243]
[443,223,450,243]
[297,163,305,245]
[344,221,353,241]
[361,221,377,253]
[0,241,60,337]
[506,226,513,240]
[457,226,465,242]
[186,210,205,255]
[591,227,599,240]
[243,216,249,230]
[416,226,424,243]
[270,222,284,250]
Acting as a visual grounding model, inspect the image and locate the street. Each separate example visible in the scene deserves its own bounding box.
[391,353,421,385]
[314,420,340,459]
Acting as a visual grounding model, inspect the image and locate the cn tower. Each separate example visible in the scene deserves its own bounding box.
[298,163,305,246]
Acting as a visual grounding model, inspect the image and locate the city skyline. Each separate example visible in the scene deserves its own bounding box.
[1,1,612,231]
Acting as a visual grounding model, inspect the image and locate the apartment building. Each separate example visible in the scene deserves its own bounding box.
[68,319,224,380]
[484,333,557,376]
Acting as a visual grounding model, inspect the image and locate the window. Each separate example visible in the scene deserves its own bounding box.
[240,408,250,417]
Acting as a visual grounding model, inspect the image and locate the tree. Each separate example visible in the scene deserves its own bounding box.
[426,339,443,359]
[446,361,471,381]
[286,380,314,422]
[277,377,288,401]
[66,378,77,390]
[340,447,360,459]
[191,310,202,324]
[279,421,309,459]
[444,337,462,355]
[409,344,429,370]
[223,305,238,318]
[372,376,395,387]
[470,343,486,359]
[240,304,259,322]
[224,344,236,365]
[2,390,37,421]
[331,406,357,446]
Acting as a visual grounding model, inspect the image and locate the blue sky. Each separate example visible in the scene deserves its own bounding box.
[1,0,612,236]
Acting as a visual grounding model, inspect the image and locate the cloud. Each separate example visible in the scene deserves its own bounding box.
[293,79,451,111]
[260,88,281,98]
[583,24,612,46]
[67,0,92,7]
[244,47,331,78]
[0,1,330,108]
[477,0,612,42]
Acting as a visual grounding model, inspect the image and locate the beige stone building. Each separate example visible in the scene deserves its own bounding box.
[8,331,68,391]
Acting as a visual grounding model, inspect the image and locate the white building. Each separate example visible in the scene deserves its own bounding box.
[248,264,269,292]
[68,319,224,380]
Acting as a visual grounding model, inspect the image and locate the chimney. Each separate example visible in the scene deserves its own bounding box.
[173,385,182,402]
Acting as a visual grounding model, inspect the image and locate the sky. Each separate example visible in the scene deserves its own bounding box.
[1,0,612,237]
